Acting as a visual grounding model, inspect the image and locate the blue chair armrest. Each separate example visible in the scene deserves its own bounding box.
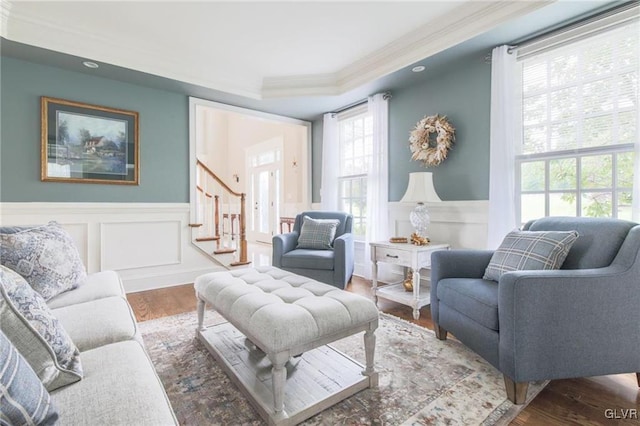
[498,264,640,382]
[272,232,299,268]
[333,233,354,289]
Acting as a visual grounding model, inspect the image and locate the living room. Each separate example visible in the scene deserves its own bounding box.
[1,1,639,425]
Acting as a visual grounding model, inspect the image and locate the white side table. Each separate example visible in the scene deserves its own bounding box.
[370,241,450,320]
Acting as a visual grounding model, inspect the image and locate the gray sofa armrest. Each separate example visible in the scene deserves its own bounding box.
[333,233,354,289]
[272,232,299,268]
[498,264,640,382]
[430,250,494,323]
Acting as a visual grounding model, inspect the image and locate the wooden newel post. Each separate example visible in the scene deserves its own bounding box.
[231,193,251,266]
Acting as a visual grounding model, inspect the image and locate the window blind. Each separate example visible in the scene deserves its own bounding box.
[520,18,638,155]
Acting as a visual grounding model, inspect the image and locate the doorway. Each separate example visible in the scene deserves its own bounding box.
[246,137,283,243]
[189,97,312,247]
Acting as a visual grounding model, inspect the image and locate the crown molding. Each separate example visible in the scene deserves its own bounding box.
[262,0,553,98]
[5,1,552,99]
[0,0,12,38]
[262,73,341,98]
[4,6,264,99]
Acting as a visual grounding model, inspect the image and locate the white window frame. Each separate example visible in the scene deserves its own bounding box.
[515,13,638,224]
[337,105,372,239]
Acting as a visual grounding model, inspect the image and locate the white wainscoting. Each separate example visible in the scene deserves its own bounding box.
[312,200,489,282]
[0,203,226,293]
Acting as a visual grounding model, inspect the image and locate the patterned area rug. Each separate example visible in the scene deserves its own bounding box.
[139,311,546,425]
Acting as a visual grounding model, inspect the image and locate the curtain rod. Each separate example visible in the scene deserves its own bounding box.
[330,91,391,115]
[506,0,638,54]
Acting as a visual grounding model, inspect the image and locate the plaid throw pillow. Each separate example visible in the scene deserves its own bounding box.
[297,216,340,250]
[483,230,579,281]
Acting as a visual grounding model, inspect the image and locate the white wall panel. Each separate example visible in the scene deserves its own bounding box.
[0,203,224,293]
[101,221,182,270]
[62,223,89,269]
[355,200,488,279]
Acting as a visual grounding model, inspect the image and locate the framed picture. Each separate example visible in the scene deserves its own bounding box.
[41,97,139,185]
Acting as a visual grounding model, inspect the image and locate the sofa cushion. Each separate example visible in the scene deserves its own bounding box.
[525,216,636,269]
[437,278,499,331]
[0,329,59,426]
[52,296,139,352]
[0,221,87,300]
[281,249,335,270]
[0,266,83,391]
[484,230,578,281]
[297,216,340,250]
[51,340,177,426]
[47,270,125,309]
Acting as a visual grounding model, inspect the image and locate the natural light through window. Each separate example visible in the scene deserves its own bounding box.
[517,20,638,224]
[338,108,373,237]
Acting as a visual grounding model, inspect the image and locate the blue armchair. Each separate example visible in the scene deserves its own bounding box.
[430,217,640,404]
[272,211,354,289]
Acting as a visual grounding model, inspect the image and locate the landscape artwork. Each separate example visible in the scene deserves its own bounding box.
[41,97,139,185]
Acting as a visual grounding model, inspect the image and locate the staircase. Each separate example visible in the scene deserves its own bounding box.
[190,159,251,268]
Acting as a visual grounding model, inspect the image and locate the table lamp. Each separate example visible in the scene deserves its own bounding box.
[400,172,441,237]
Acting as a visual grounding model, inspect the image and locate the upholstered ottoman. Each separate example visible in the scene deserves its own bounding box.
[194,266,378,426]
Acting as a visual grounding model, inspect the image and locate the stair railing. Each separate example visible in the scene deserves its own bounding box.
[195,159,250,266]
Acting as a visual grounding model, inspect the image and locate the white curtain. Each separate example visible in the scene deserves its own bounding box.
[633,133,640,222]
[487,45,519,249]
[363,93,390,279]
[320,113,339,211]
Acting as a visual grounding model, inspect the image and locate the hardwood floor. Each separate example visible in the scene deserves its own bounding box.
[127,276,640,425]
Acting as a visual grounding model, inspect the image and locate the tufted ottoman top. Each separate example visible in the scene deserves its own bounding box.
[195,266,378,354]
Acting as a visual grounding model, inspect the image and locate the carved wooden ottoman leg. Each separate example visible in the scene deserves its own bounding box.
[269,352,290,420]
[363,321,378,387]
[196,297,206,332]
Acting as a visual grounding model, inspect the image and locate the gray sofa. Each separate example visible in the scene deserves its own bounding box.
[47,270,177,425]
[430,217,640,404]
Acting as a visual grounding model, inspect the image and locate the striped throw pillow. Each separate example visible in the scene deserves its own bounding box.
[0,329,59,425]
[483,230,579,281]
[296,216,340,250]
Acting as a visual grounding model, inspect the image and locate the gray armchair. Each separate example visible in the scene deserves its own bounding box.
[272,211,354,289]
[430,216,640,404]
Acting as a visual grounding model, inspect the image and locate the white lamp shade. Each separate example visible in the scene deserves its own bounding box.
[400,172,441,203]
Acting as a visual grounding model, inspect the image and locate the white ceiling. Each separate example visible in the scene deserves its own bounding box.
[2,0,553,99]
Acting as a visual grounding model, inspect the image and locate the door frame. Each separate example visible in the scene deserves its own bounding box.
[188,97,312,225]
[245,137,284,243]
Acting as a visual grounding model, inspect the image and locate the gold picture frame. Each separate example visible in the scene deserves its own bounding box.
[41,96,139,185]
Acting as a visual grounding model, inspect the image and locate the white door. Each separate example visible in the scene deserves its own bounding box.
[246,138,283,243]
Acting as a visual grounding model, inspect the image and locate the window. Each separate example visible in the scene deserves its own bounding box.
[517,19,638,224]
[337,106,373,237]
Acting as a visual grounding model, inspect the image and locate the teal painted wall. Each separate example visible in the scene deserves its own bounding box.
[311,55,491,202]
[0,56,189,202]
[1,54,490,204]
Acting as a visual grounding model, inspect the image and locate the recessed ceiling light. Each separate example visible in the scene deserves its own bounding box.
[412,65,426,73]
[82,61,99,69]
